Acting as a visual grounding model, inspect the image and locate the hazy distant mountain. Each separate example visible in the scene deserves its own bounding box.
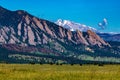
[55,19,98,32]
[0,6,120,64]
[98,33,120,42]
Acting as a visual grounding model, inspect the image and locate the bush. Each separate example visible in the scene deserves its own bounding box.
[56,63,59,65]
[60,63,63,65]
[79,64,82,66]
[49,62,54,65]
[71,63,74,66]
[29,62,35,65]
[98,63,104,66]
[39,62,43,65]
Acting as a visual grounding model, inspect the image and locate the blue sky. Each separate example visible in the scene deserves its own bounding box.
[0,0,120,32]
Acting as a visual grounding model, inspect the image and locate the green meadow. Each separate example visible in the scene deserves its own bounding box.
[0,64,120,80]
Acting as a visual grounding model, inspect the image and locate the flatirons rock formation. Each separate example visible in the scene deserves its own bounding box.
[0,6,109,49]
[1,6,120,64]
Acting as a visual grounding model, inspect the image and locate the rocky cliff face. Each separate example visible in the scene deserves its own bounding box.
[0,6,109,52]
[86,30,110,47]
[1,6,119,64]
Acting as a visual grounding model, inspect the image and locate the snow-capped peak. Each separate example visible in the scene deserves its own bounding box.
[55,19,98,32]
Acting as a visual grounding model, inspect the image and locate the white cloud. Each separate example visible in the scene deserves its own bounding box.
[98,18,108,29]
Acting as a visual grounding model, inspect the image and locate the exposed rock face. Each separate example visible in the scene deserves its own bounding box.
[0,6,109,49]
[75,30,89,45]
[86,30,110,47]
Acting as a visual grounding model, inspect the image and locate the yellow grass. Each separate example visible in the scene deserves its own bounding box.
[0,64,120,80]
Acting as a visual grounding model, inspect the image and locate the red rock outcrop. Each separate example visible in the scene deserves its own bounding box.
[0,6,110,50]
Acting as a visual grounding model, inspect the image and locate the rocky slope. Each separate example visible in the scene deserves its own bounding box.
[1,6,118,64]
[0,6,109,48]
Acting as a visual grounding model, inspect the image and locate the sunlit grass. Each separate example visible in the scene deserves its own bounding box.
[0,64,120,80]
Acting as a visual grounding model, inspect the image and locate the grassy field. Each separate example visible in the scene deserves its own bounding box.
[0,64,120,80]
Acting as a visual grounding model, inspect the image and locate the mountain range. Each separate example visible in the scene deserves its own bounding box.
[0,6,120,64]
[55,19,120,42]
[98,33,120,42]
[55,19,98,32]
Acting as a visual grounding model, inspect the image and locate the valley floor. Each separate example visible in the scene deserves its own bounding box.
[0,64,120,80]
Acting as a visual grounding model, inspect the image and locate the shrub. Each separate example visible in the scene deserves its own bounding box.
[98,63,104,66]
[29,62,35,65]
[79,64,82,66]
[71,63,74,66]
